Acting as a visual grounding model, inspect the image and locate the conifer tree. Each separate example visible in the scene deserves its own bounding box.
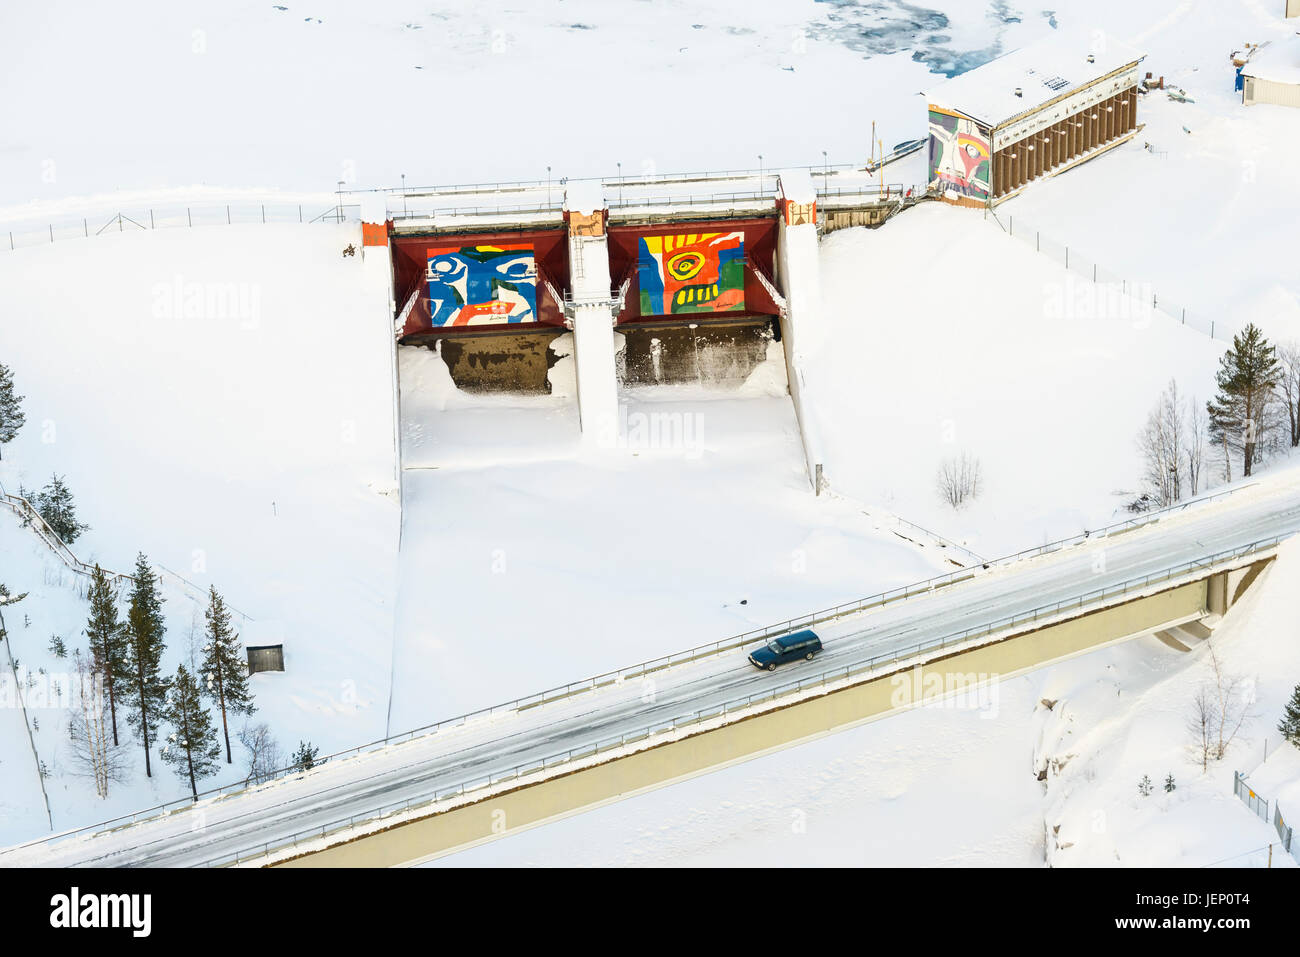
[35,474,89,544]
[1280,683,1300,749]
[1207,324,1281,478]
[159,664,221,799]
[199,586,255,764]
[0,362,24,459]
[122,553,169,778]
[85,565,127,746]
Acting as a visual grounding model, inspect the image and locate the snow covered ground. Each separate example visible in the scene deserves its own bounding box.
[807,203,1228,559]
[433,538,1300,869]
[389,342,955,727]
[3,0,1300,863]
[0,222,399,842]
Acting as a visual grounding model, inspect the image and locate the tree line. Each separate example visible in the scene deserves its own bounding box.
[80,560,255,799]
[1137,323,1294,508]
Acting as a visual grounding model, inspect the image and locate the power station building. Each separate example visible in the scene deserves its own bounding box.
[926,32,1146,207]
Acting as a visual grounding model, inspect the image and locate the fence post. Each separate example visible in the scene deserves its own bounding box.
[298,204,302,223]
[8,231,12,249]
[1065,246,1069,269]
[49,224,53,243]
[226,205,231,225]
[150,209,155,229]
[83,218,88,237]
[187,207,192,227]
[261,204,265,224]
[1036,231,1040,252]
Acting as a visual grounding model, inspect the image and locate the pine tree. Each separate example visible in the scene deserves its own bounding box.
[1138,774,1153,797]
[121,553,169,778]
[1163,774,1176,793]
[35,474,89,544]
[199,586,255,764]
[158,664,221,799]
[1207,324,1281,478]
[1280,683,1300,748]
[0,362,24,459]
[292,741,320,772]
[84,565,128,746]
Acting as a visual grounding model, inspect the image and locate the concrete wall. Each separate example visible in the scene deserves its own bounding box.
[618,320,775,387]
[432,332,566,393]
[272,578,1208,867]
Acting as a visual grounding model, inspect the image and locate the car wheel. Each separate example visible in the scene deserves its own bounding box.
[805,652,814,660]
[767,663,776,671]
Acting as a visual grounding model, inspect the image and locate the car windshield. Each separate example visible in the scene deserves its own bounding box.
[767,640,783,653]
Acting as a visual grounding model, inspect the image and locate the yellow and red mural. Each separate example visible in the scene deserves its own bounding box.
[638,232,746,316]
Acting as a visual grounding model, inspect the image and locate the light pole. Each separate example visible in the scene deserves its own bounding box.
[547,165,552,207]
[821,150,828,195]
[617,161,623,204]
[401,173,407,216]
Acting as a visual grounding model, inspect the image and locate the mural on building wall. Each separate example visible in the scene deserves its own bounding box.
[426,244,537,326]
[638,232,746,316]
[929,108,991,201]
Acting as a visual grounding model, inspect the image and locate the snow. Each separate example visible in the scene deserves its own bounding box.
[0,222,399,841]
[925,30,1146,128]
[388,341,953,727]
[805,202,1225,558]
[3,0,1300,864]
[1242,32,1300,85]
[433,526,1300,869]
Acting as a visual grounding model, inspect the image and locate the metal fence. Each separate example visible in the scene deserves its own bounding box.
[1233,771,1300,866]
[0,482,252,621]
[993,212,1231,342]
[1,202,361,254]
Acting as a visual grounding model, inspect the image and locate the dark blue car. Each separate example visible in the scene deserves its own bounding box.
[748,629,823,671]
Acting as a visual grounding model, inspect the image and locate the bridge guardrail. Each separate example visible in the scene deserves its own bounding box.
[5,482,1265,856]
[202,531,1284,868]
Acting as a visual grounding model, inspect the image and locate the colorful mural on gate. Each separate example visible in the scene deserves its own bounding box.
[638,232,746,316]
[426,244,537,326]
[928,108,992,201]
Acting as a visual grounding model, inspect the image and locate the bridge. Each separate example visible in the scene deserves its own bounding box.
[2,474,1296,868]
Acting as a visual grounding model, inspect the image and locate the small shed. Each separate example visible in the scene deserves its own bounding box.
[246,644,285,675]
[1241,34,1300,107]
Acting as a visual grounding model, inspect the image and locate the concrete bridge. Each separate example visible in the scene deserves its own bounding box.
[4,475,1295,869]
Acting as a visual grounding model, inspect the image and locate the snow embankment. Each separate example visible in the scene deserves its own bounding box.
[1034,538,1300,867]
[0,222,399,842]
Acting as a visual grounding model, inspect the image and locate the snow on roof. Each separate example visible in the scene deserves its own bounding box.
[777,168,816,204]
[925,30,1146,129]
[1242,32,1300,85]
[563,179,605,214]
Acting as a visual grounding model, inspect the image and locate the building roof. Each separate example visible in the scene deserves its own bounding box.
[1242,32,1300,85]
[925,30,1146,129]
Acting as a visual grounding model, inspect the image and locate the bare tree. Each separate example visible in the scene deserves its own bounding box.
[67,652,130,798]
[1208,644,1254,760]
[238,721,284,786]
[1278,340,1300,448]
[1186,396,1206,496]
[936,451,982,509]
[1138,380,1206,507]
[1187,686,1215,772]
